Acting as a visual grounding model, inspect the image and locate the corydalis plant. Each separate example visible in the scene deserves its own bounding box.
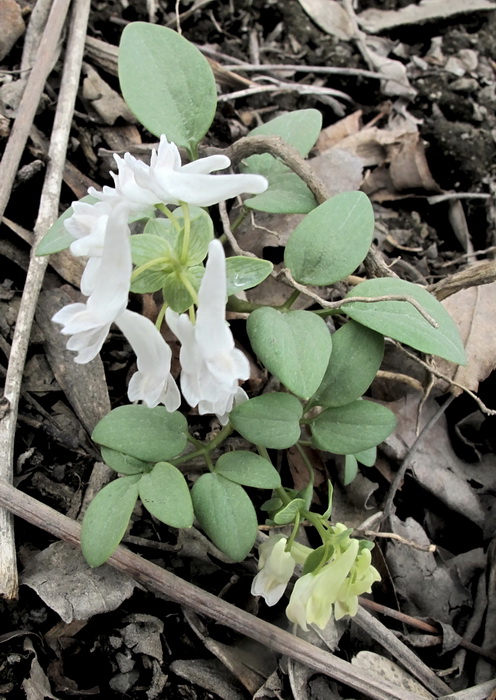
[37,21,466,636]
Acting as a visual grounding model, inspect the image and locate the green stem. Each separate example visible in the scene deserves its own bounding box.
[155,302,167,331]
[156,203,181,233]
[131,257,170,280]
[279,289,301,311]
[178,270,199,305]
[286,512,301,551]
[171,423,234,467]
[180,201,191,263]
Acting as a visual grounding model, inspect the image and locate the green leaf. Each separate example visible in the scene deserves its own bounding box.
[242,110,322,214]
[101,446,153,475]
[191,473,258,561]
[344,455,359,485]
[311,400,396,455]
[343,278,466,365]
[261,497,283,512]
[226,256,273,295]
[284,192,374,285]
[312,321,384,408]
[139,462,193,528]
[92,405,188,463]
[130,233,174,268]
[144,217,179,246]
[214,451,281,489]
[273,498,306,525]
[355,446,376,467]
[130,268,168,294]
[247,308,332,399]
[302,544,329,575]
[119,23,217,150]
[81,475,140,567]
[162,265,204,313]
[244,172,317,214]
[35,195,97,256]
[230,393,303,449]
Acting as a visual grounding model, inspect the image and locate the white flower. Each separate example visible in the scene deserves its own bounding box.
[65,199,114,259]
[88,152,158,215]
[166,239,250,424]
[286,539,359,631]
[52,204,132,363]
[130,135,268,207]
[115,309,181,411]
[251,536,295,606]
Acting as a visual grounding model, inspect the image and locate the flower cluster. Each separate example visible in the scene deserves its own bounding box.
[251,531,380,631]
[53,136,268,421]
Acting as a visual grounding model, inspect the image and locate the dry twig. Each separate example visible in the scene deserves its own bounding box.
[0,0,91,600]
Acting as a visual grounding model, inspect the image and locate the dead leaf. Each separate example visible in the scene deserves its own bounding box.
[357,0,496,34]
[352,652,434,699]
[361,38,417,99]
[0,0,25,62]
[435,282,496,395]
[386,516,471,624]
[82,63,136,125]
[22,541,139,623]
[315,110,363,152]
[22,638,58,700]
[383,395,485,527]
[296,0,355,40]
[36,289,111,435]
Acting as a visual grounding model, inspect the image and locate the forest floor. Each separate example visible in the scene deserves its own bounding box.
[0,0,496,698]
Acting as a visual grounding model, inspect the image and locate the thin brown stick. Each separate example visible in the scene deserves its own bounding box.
[0,0,71,221]
[0,481,434,700]
[225,134,329,205]
[382,394,456,521]
[354,529,436,552]
[281,268,438,327]
[359,599,496,664]
[0,0,91,600]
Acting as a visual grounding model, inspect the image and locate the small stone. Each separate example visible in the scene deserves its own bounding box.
[0,0,25,62]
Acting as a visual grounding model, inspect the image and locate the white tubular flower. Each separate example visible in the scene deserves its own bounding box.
[333,547,381,620]
[251,536,296,606]
[286,539,359,631]
[130,135,268,207]
[65,200,113,259]
[166,239,250,424]
[52,204,132,364]
[88,153,158,214]
[115,309,181,412]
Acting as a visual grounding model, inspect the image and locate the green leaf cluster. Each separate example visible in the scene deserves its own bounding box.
[82,406,193,567]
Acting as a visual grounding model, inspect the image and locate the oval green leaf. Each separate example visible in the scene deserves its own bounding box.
[230,393,303,449]
[101,446,153,475]
[312,321,384,407]
[226,256,273,295]
[355,446,376,467]
[344,454,359,485]
[244,172,317,214]
[191,473,258,561]
[92,405,188,463]
[215,451,281,489]
[273,498,306,525]
[311,400,396,455]
[343,278,466,364]
[119,23,217,150]
[139,462,193,528]
[81,475,140,567]
[284,191,374,285]
[248,308,332,399]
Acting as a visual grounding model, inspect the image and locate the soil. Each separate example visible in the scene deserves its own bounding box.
[1,1,496,699]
